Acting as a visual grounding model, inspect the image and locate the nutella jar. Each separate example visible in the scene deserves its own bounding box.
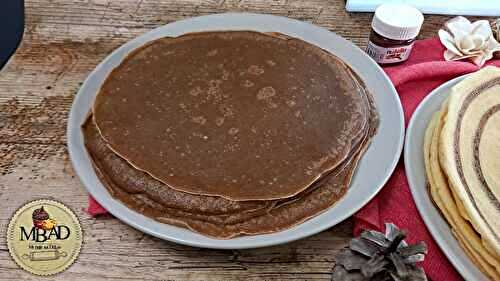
[366,3,424,65]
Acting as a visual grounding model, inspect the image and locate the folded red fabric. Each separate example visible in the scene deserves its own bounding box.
[87,37,500,280]
[87,195,108,216]
[354,38,500,281]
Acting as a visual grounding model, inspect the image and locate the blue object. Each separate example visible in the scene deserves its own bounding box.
[0,0,24,70]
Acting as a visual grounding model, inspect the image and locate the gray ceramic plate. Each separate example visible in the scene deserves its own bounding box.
[405,74,489,281]
[67,13,404,249]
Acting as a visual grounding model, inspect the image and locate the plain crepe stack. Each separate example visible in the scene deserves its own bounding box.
[424,66,500,280]
[83,31,378,239]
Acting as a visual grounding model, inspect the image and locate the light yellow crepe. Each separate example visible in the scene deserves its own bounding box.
[439,66,500,258]
[424,103,500,280]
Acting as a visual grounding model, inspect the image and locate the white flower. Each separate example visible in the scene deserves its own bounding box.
[438,16,500,66]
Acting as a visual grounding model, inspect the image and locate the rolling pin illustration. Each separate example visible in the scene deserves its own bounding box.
[22,250,67,261]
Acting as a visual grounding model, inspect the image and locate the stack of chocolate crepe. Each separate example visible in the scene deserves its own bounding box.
[424,66,500,279]
[83,31,378,239]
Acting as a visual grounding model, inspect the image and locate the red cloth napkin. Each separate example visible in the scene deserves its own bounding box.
[354,38,500,281]
[87,195,108,216]
[87,38,500,280]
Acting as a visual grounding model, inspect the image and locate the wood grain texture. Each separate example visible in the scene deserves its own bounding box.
[0,0,488,280]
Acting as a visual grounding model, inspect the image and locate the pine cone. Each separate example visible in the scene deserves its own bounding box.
[332,223,427,281]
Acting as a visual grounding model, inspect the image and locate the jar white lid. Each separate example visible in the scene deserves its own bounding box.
[372,3,424,41]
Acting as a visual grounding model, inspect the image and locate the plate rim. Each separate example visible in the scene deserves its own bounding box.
[404,73,490,281]
[67,12,405,249]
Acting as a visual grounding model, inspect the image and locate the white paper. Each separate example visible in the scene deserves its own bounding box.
[346,0,500,16]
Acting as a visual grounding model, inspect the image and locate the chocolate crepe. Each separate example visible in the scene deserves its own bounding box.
[85,31,379,238]
[84,116,273,220]
[84,104,376,238]
[92,31,371,201]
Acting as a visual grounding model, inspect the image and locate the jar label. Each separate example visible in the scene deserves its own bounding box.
[366,41,414,64]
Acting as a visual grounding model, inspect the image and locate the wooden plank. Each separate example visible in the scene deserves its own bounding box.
[0,0,482,279]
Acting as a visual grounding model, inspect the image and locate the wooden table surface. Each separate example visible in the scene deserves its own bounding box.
[0,1,466,280]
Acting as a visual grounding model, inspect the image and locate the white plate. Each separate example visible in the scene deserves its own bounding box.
[405,74,489,281]
[68,13,404,249]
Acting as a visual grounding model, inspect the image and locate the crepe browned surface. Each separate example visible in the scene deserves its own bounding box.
[439,66,500,258]
[84,116,273,220]
[83,105,376,238]
[422,67,500,279]
[92,31,371,201]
